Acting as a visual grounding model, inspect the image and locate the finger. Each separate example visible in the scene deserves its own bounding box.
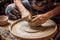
[11,10,21,19]
[14,10,21,18]
[9,13,17,20]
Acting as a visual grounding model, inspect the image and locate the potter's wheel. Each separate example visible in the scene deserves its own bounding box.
[9,19,57,39]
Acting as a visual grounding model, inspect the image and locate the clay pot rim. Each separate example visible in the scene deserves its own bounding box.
[0,15,8,21]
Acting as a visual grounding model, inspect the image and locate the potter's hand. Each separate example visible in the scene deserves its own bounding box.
[30,14,48,27]
[21,11,32,21]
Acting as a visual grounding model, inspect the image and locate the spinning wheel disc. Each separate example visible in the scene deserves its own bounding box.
[9,19,57,40]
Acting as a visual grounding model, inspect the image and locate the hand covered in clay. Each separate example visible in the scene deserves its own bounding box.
[30,14,48,27]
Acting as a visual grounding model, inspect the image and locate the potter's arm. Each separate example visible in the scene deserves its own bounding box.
[31,5,60,26]
[14,0,32,20]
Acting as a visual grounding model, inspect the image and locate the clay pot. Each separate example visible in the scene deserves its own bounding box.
[0,15,8,26]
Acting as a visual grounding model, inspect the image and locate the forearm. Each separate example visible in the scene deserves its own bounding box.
[14,0,25,12]
[33,5,60,22]
[44,5,60,19]
[14,0,31,18]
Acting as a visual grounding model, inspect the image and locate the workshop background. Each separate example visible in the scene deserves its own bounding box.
[0,0,60,40]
